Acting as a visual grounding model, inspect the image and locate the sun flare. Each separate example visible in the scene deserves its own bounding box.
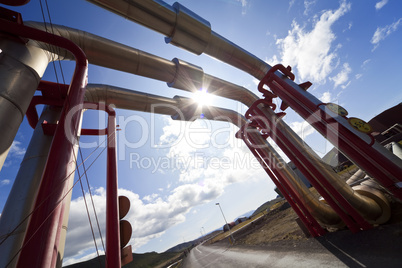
[192,88,211,107]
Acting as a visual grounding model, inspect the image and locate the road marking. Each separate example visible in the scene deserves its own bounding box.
[327,241,367,267]
[195,246,203,254]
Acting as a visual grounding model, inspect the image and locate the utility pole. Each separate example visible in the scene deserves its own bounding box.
[215,203,235,244]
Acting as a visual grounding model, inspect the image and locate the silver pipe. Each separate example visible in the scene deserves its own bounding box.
[0,106,61,268]
[347,169,366,186]
[85,0,269,78]
[0,38,50,171]
[84,0,393,226]
[86,0,402,176]
[84,84,342,226]
[26,16,390,226]
[26,22,258,107]
[85,84,247,127]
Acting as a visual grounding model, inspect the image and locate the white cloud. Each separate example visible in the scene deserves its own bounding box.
[237,0,247,7]
[361,59,371,68]
[64,123,266,265]
[9,141,26,157]
[371,18,402,50]
[343,22,352,32]
[304,0,316,16]
[330,62,352,88]
[375,0,388,10]
[143,193,159,203]
[266,54,280,66]
[355,73,363,79]
[236,0,248,15]
[275,1,351,84]
[319,91,332,103]
[3,141,26,167]
[288,0,296,11]
[0,179,10,186]
[289,121,316,140]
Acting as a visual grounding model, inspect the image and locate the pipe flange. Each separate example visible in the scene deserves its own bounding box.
[167,58,204,91]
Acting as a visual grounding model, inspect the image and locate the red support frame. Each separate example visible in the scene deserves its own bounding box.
[0,18,88,267]
[259,64,402,200]
[245,100,372,232]
[80,103,121,268]
[26,89,122,267]
[236,128,326,237]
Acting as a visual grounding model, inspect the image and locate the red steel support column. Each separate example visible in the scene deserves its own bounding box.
[80,103,120,268]
[106,108,120,268]
[0,21,88,268]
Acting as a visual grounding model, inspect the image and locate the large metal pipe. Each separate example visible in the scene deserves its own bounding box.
[0,20,89,268]
[25,18,391,227]
[5,17,390,257]
[85,84,246,127]
[91,0,402,196]
[25,22,258,107]
[84,84,342,226]
[85,0,397,223]
[0,106,61,268]
[0,37,50,171]
[85,0,269,79]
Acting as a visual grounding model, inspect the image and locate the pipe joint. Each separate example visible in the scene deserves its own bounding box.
[165,2,211,55]
[168,58,204,91]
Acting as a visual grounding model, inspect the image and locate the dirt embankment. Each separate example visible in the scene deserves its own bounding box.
[213,196,402,249]
[220,201,306,247]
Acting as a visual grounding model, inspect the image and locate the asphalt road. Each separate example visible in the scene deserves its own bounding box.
[182,221,402,268]
[181,243,350,268]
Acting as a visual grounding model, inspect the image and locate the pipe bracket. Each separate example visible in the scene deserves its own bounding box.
[165,2,211,55]
[168,58,204,91]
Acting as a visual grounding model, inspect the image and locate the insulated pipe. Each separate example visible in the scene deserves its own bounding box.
[84,84,246,127]
[86,0,402,195]
[0,106,61,268]
[27,13,391,225]
[23,18,391,229]
[25,22,258,107]
[23,20,340,227]
[2,20,89,268]
[84,84,341,226]
[0,37,50,171]
[85,0,269,78]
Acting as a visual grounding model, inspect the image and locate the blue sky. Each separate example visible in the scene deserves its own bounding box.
[0,0,401,265]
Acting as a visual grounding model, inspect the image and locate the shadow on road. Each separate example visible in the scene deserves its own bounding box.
[315,222,402,268]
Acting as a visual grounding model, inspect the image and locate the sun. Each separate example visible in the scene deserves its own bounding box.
[192,88,211,107]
